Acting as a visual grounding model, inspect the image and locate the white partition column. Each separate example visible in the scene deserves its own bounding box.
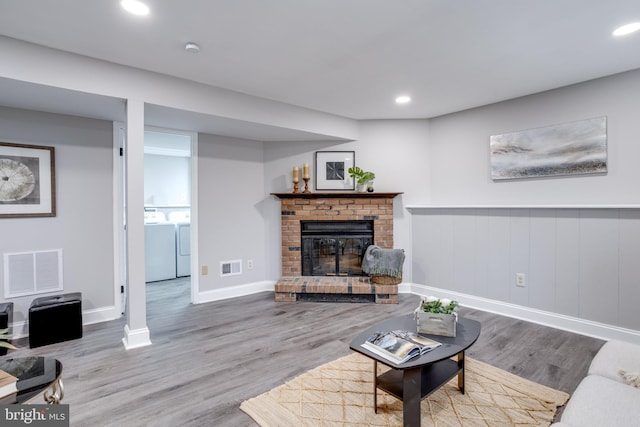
[122,99,151,349]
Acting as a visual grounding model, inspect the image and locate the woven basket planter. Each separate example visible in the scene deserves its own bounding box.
[370,275,402,285]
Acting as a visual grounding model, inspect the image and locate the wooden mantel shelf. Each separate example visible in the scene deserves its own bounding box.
[271,192,403,199]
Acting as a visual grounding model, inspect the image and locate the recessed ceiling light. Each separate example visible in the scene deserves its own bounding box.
[613,22,640,37]
[395,95,411,104]
[185,42,201,53]
[121,0,149,16]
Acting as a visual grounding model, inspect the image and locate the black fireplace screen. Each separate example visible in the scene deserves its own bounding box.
[301,220,373,276]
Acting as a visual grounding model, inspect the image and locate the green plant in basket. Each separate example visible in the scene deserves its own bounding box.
[419,296,459,314]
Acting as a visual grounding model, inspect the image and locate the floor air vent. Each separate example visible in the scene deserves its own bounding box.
[220,260,242,277]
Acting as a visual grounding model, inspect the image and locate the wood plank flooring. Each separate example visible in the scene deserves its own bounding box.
[8,279,604,426]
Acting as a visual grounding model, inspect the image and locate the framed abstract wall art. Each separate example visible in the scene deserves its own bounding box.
[315,151,355,190]
[490,117,607,180]
[0,142,56,218]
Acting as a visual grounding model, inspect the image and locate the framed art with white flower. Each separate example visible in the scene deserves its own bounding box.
[0,142,56,218]
[314,150,355,191]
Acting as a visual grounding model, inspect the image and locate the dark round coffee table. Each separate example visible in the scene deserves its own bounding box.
[350,314,481,427]
[0,356,64,404]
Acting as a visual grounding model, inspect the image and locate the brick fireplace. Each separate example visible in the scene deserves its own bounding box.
[272,192,402,303]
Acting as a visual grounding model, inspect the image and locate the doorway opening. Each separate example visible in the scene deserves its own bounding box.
[143,129,192,285]
[116,125,197,317]
[144,129,193,294]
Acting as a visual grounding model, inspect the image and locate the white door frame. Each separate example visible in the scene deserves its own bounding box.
[144,125,199,303]
[113,121,126,317]
[114,124,199,311]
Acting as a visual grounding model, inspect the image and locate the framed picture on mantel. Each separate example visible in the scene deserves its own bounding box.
[315,151,355,191]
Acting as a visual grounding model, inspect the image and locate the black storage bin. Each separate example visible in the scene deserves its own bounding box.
[0,302,13,355]
[29,292,82,348]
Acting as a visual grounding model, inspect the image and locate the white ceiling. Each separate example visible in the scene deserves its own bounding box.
[1,0,639,122]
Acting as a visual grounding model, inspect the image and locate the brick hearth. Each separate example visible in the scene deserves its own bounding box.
[271,192,402,303]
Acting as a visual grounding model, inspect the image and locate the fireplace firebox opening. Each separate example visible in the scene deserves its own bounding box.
[301,220,373,276]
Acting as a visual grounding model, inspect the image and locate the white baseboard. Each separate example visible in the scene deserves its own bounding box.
[84,305,121,325]
[122,324,152,350]
[410,283,640,345]
[195,280,275,304]
[398,282,411,294]
[7,321,28,339]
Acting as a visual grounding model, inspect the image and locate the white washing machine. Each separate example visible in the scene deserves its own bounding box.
[144,223,177,282]
[176,222,191,277]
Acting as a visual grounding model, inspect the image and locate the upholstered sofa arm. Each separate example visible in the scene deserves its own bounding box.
[555,339,640,426]
[588,339,640,383]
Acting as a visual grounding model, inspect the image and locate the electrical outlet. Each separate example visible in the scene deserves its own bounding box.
[515,273,526,287]
[247,259,254,269]
[201,265,208,276]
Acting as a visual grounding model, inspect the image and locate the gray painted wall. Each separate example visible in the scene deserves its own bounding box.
[412,69,640,332]
[197,133,267,291]
[144,154,190,206]
[0,106,114,323]
[427,69,640,205]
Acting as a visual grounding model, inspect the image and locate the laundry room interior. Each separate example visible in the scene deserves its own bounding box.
[143,130,192,283]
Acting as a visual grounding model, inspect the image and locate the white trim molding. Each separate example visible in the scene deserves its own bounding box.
[84,305,121,326]
[406,204,640,209]
[122,324,152,350]
[397,282,412,294]
[410,283,640,345]
[195,281,275,304]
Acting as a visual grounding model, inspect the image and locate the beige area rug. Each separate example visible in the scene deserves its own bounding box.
[240,353,569,426]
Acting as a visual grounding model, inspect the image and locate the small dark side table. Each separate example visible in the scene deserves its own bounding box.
[350,314,481,427]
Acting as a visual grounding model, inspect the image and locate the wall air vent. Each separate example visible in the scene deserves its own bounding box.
[4,249,63,298]
[220,260,242,277]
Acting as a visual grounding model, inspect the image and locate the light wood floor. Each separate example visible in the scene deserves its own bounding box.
[10,279,604,426]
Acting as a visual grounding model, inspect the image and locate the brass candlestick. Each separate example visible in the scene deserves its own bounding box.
[303,177,311,193]
[293,181,299,193]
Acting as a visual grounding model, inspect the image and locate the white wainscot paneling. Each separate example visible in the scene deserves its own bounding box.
[411,207,640,333]
[486,210,511,302]
[528,211,557,312]
[508,210,530,307]
[618,210,640,331]
[579,210,620,326]
[555,211,580,316]
[451,212,477,295]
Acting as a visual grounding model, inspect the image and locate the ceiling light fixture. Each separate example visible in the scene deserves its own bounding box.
[184,42,201,53]
[613,22,640,37]
[121,0,150,16]
[395,95,411,104]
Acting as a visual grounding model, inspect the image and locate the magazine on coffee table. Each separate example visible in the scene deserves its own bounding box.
[361,330,441,364]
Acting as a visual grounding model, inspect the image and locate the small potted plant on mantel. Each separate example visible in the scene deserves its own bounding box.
[347,166,376,192]
[414,296,459,337]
